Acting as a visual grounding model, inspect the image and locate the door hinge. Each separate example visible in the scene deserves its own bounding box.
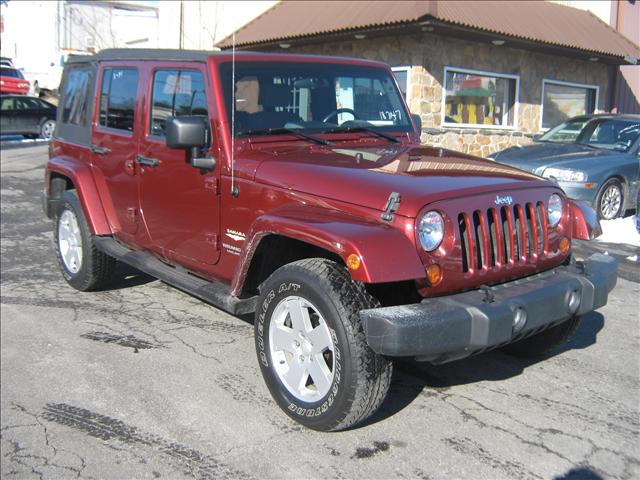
[205,233,219,249]
[126,207,138,223]
[204,177,218,194]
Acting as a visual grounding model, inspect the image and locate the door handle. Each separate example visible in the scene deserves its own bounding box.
[91,145,110,155]
[135,155,160,167]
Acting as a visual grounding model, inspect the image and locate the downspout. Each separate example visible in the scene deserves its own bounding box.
[608,0,621,113]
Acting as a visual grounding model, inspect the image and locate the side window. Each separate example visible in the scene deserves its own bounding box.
[1,97,14,111]
[150,70,207,137]
[15,97,40,110]
[99,68,139,132]
[61,66,92,126]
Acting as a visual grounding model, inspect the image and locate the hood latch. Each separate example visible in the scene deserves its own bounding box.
[381,192,401,222]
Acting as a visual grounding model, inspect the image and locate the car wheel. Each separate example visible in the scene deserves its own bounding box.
[40,119,56,140]
[54,190,115,291]
[501,316,582,357]
[255,258,392,431]
[596,178,624,220]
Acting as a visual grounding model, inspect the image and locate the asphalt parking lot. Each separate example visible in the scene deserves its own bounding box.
[1,144,639,480]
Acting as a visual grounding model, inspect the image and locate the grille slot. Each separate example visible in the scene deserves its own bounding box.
[459,202,549,273]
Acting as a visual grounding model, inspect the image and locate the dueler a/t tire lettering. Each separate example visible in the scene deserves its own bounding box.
[255,258,392,431]
[53,190,115,291]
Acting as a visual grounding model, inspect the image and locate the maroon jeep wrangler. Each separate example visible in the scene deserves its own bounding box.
[43,49,617,431]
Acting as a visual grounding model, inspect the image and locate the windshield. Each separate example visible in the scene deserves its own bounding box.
[219,62,412,138]
[541,117,640,151]
[0,67,23,79]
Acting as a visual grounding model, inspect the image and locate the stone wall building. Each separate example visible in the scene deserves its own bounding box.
[219,0,639,157]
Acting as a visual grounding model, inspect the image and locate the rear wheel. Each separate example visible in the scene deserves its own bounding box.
[596,179,623,220]
[40,119,56,140]
[255,258,392,431]
[54,190,115,291]
[501,316,582,357]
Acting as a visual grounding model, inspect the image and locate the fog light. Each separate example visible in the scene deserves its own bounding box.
[559,237,570,255]
[426,264,443,285]
[567,290,581,314]
[347,253,361,270]
[513,307,527,332]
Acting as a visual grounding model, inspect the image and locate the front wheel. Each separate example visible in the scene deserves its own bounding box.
[596,179,624,220]
[54,190,115,291]
[255,258,392,431]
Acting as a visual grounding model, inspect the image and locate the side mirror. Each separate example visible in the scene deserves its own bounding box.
[166,115,208,149]
[411,114,422,134]
[532,134,543,141]
[166,116,216,171]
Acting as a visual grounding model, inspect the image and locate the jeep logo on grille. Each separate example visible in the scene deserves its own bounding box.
[495,195,514,206]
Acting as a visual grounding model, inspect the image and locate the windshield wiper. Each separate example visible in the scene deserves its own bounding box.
[326,126,400,143]
[239,128,332,145]
[575,142,601,150]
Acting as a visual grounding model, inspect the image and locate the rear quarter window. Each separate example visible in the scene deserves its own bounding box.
[61,66,92,126]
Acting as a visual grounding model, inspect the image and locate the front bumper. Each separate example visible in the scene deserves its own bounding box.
[361,253,617,364]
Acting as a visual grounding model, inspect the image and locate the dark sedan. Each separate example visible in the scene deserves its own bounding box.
[491,115,640,220]
[0,95,57,140]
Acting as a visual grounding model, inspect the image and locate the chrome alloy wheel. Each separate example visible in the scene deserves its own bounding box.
[269,296,335,402]
[58,209,83,274]
[601,184,622,219]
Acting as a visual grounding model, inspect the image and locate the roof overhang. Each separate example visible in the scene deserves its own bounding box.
[221,17,637,66]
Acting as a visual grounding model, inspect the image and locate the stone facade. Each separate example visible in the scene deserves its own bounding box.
[258,32,610,157]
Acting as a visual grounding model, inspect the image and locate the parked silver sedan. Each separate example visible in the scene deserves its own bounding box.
[491,115,640,220]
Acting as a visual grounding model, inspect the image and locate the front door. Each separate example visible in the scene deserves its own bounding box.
[137,64,221,266]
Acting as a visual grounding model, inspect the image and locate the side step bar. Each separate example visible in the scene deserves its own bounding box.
[94,236,257,315]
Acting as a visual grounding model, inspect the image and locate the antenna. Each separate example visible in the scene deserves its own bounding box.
[230,31,239,197]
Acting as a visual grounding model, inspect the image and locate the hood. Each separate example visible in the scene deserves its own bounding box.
[251,143,549,217]
[493,142,614,173]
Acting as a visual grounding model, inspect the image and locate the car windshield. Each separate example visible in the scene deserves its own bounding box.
[541,117,640,151]
[539,117,590,143]
[219,62,412,138]
[0,67,23,79]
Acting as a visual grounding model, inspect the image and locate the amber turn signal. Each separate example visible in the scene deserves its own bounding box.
[426,264,443,285]
[559,237,570,255]
[347,253,361,270]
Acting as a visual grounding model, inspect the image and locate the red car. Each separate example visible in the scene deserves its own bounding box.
[0,67,30,94]
[43,49,617,431]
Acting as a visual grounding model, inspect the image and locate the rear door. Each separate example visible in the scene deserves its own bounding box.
[91,63,142,243]
[14,97,43,134]
[137,62,221,266]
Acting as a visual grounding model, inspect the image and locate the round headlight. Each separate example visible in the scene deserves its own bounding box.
[418,211,444,251]
[548,193,563,227]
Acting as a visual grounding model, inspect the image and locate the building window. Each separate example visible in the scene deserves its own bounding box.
[541,80,598,130]
[442,67,518,128]
[392,66,411,105]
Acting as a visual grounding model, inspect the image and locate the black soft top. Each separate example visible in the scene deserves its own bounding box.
[65,49,216,64]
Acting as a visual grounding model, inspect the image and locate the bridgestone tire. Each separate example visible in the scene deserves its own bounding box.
[255,258,392,431]
[53,190,115,291]
[501,315,582,357]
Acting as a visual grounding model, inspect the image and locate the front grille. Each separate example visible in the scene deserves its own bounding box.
[458,202,548,273]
